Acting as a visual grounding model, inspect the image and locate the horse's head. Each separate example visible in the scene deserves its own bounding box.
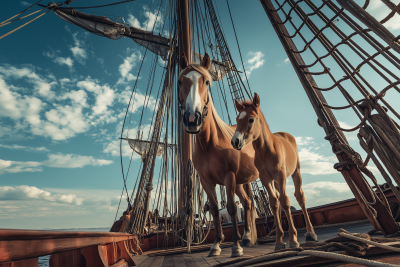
[231,93,261,150]
[178,52,212,134]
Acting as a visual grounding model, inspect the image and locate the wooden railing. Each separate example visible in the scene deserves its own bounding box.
[0,229,139,267]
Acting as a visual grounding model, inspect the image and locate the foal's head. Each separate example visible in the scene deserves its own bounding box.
[231,93,262,150]
[178,52,212,134]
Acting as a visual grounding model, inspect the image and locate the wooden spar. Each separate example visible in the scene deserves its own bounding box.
[259,0,399,235]
[177,0,194,252]
[177,0,193,213]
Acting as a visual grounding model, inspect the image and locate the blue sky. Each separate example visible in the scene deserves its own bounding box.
[1,0,400,229]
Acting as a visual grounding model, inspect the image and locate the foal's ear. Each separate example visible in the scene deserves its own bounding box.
[180,53,188,70]
[253,93,260,108]
[234,98,245,112]
[201,52,211,70]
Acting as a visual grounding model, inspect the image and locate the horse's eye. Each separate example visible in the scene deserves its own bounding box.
[249,118,254,124]
[177,80,182,86]
[206,80,210,86]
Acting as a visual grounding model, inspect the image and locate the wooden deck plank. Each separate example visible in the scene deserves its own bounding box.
[133,255,148,266]
[173,255,186,266]
[137,256,155,267]
[182,254,197,267]
[187,254,210,267]
[161,256,174,267]
[149,256,164,267]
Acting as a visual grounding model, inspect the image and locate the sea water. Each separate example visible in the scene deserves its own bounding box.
[38,228,109,267]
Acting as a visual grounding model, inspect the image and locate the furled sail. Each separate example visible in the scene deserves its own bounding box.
[194,52,238,81]
[52,8,171,60]
[124,138,175,160]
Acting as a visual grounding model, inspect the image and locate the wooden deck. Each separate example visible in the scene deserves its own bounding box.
[133,221,400,267]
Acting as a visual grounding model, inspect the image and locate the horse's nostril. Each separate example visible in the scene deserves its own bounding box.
[235,138,240,148]
[231,139,234,147]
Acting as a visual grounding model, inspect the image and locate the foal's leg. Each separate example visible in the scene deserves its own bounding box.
[292,168,318,242]
[275,171,299,248]
[200,179,224,257]
[259,172,285,250]
[225,171,243,257]
[235,184,252,246]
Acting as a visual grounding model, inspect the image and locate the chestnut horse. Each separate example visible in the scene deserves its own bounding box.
[178,53,259,257]
[231,93,318,250]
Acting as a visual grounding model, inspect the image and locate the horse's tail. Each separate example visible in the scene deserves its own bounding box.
[244,182,257,245]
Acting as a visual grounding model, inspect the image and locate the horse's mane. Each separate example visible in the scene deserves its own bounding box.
[209,97,235,139]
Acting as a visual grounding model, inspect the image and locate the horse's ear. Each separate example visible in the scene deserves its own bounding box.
[180,53,188,69]
[253,93,260,108]
[201,52,211,70]
[235,98,245,112]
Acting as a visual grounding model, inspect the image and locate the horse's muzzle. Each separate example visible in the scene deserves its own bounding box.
[231,137,244,150]
[183,111,202,134]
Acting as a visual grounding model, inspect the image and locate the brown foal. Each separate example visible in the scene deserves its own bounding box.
[178,53,259,257]
[231,93,318,250]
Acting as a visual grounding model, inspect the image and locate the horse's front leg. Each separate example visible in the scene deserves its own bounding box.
[200,178,224,257]
[225,171,243,257]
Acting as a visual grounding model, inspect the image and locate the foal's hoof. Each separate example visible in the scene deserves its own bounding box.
[289,241,300,248]
[241,238,251,247]
[231,246,243,257]
[274,243,286,251]
[208,248,221,257]
[305,232,318,242]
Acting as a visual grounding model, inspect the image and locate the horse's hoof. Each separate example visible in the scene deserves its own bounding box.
[241,238,251,247]
[231,246,243,257]
[274,243,286,251]
[289,241,300,248]
[208,248,221,257]
[305,232,318,242]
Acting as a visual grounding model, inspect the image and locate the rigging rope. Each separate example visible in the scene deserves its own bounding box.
[0,0,43,25]
[38,0,135,9]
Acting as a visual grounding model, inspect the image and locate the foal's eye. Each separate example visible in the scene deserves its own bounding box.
[205,80,210,86]
[177,80,182,86]
[249,118,254,124]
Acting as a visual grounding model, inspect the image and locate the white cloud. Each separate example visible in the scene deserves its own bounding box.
[0,66,126,140]
[0,185,83,205]
[295,136,314,146]
[295,136,337,175]
[0,159,42,174]
[367,0,400,31]
[117,51,141,85]
[127,7,163,32]
[54,57,74,68]
[65,26,88,64]
[0,144,49,152]
[103,139,138,159]
[21,1,30,6]
[0,153,112,174]
[45,154,113,168]
[287,181,352,209]
[246,51,265,77]
[0,65,56,100]
[337,121,358,141]
[298,147,337,175]
[283,58,290,64]
[44,50,74,68]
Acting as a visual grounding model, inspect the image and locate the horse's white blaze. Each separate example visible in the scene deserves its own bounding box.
[243,229,251,240]
[184,71,202,112]
[239,111,247,120]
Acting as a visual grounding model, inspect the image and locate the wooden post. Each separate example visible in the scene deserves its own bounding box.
[259,0,399,235]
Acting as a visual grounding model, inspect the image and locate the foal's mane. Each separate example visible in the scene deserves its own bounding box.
[180,64,234,139]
